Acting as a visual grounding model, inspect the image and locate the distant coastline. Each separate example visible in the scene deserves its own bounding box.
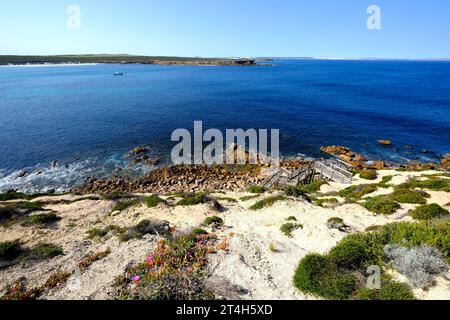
[0,54,272,67]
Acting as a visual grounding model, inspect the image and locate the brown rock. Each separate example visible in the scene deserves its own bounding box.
[128,145,149,157]
[441,154,450,171]
[354,154,367,162]
[378,140,392,146]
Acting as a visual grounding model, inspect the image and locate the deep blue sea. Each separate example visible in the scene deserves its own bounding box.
[1,59,450,193]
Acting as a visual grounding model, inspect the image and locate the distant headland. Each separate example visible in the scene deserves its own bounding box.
[0,54,272,66]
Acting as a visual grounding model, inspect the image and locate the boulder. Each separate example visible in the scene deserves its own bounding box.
[378,140,392,146]
[440,154,450,170]
[128,145,149,157]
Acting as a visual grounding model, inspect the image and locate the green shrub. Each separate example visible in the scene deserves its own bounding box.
[314,197,338,207]
[339,184,378,199]
[395,178,450,192]
[239,195,259,201]
[144,195,163,208]
[203,216,223,227]
[328,233,382,269]
[0,240,22,261]
[86,228,109,239]
[28,243,64,260]
[388,189,428,204]
[247,186,266,194]
[286,216,297,221]
[249,195,287,210]
[118,220,170,242]
[293,254,356,300]
[280,222,303,238]
[175,193,209,206]
[0,192,30,202]
[360,170,378,180]
[363,196,401,215]
[284,186,309,199]
[378,221,450,258]
[111,199,140,212]
[327,217,343,224]
[192,228,208,236]
[411,204,449,221]
[378,175,394,188]
[297,180,326,193]
[293,219,450,300]
[21,213,61,227]
[216,197,237,203]
[353,275,415,300]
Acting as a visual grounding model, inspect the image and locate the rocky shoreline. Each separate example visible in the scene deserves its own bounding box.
[71,143,450,195]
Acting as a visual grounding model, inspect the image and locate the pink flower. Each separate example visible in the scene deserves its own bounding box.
[132,276,140,283]
[147,254,153,263]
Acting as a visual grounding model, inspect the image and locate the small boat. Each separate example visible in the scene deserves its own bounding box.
[113,72,124,76]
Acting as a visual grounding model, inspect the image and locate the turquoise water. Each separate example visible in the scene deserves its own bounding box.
[0,59,449,192]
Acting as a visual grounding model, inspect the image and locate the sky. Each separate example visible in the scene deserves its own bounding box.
[0,0,449,59]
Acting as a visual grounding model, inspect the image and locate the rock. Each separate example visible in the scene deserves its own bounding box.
[320,145,351,155]
[440,154,450,171]
[144,157,161,166]
[16,171,28,178]
[128,145,149,157]
[378,140,392,146]
[354,154,367,162]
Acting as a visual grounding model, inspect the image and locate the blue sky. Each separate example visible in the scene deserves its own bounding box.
[1,0,449,58]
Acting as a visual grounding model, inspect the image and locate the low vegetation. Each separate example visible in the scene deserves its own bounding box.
[247,185,266,194]
[339,184,378,200]
[395,178,450,192]
[0,201,47,226]
[239,195,259,202]
[1,271,72,300]
[280,222,303,238]
[0,240,22,261]
[20,212,61,227]
[249,195,287,210]
[363,196,401,215]
[114,231,217,300]
[175,193,209,206]
[111,199,140,213]
[78,248,111,271]
[297,180,326,193]
[388,189,428,204]
[410,204,449,221]
[378,175,394,188]
[293,219,450,300]
[117,220,170,242]
[203,216,224,227]
[313,197,338,207]
[1,241,63,265]
[359,170,378,180]
[384,244,447,289]
[144,195,163,208]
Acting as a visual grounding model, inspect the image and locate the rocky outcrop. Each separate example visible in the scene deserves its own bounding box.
[378,140,392,146]
[127,145,150,157]
[440,154,450,171]
[73,164,266,194]
[320,145,374,170]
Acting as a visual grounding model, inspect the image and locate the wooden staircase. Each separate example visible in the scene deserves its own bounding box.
[261,158,353,189]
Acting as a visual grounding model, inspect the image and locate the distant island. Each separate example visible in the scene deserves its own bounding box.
[0,54,272,66]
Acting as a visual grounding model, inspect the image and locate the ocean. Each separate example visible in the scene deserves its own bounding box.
[0,59,449,193]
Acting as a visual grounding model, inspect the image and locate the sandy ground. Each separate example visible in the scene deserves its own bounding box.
[0,170,449,300]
